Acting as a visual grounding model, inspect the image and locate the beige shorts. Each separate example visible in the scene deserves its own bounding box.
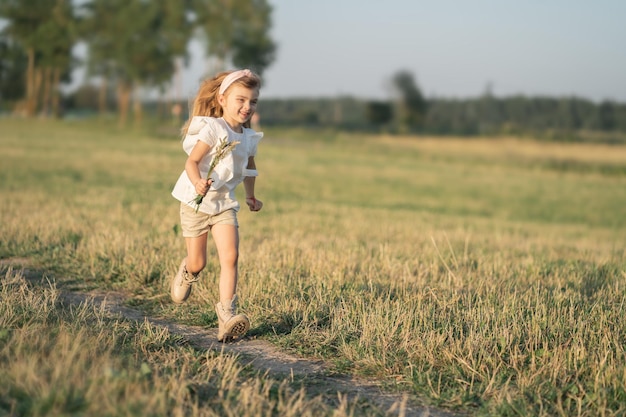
[180,203,238,238]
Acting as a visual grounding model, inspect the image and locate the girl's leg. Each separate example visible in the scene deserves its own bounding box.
[211,223,248,342]
[171,233,208,304]
[210,224,239,305]
[185,233,209,274]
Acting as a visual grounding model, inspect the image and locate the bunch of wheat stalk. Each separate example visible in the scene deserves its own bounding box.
[190,138,240,212]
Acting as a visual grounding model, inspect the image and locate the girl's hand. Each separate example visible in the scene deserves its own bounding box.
[195,178,213,196]
[246,196,263,212]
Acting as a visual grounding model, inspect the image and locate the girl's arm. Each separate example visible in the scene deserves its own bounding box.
[244,156,263,211]
[186,141,212,196]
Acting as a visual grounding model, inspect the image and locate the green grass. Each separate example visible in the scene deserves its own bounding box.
[1,118,626,416]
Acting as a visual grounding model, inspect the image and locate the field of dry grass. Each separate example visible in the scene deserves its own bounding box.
[1,118,625,416]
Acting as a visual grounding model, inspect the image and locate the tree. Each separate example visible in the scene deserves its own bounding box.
[81,0,192,126]
[365,100,393,129]
[478,82,503,134]
[556,97,583,131]
[596,100,616,131]
[0,0,76,116]
[192,0,276,76]
[391,70,426,132]
[0,36,26,107]
[37,0,76,116]
[229,0,276,76]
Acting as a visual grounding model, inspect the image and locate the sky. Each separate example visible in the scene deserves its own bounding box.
[181,0,626,103]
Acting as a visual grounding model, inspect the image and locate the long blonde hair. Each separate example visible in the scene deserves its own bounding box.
[181,70,261,136]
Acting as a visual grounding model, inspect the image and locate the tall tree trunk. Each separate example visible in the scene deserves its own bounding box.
[52,67,61,117]
[33,67,44,116]
[41,67,52,117]
[99,77,108,117]
[133,84,143,128]
[25,47,36,116]
[117,81,131,128]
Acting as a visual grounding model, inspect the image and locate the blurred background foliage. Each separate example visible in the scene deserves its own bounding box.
[0,0,276,125]
[1,0,625,141]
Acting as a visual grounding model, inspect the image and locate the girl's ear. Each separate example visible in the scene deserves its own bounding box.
[217,94,226,107]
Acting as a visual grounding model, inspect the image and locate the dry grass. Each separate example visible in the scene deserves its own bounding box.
[1,118,625,415]
[0,268,376,416]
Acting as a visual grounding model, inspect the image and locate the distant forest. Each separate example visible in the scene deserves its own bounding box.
[253,94,626,141]
[91,87,626,143]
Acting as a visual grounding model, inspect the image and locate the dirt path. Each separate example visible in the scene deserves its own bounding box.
[59,290,460,417]
[4,259,462,417]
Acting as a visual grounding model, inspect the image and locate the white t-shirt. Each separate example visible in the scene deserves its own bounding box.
[171,116,263,215]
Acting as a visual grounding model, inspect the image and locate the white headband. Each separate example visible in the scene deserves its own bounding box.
[219,69,253,95]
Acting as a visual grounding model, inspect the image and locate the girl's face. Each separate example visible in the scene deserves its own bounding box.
[218,84,259,132]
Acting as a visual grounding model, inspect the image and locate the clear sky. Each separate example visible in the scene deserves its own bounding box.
[185,0,626,102]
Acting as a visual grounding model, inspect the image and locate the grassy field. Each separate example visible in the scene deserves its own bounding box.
[1,118,625,416]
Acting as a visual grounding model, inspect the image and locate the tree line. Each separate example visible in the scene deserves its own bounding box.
[0,0,276,125]
[256,71,626,141]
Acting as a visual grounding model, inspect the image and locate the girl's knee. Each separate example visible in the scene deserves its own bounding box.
[186,257,206,274]
[219,250,239,267]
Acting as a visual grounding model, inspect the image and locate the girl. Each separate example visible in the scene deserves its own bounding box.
[170,69,264,342]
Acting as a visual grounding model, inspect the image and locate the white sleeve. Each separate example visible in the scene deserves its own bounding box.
[246,130,263,157]
[182,118,228,154]
[197,119,226,148]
